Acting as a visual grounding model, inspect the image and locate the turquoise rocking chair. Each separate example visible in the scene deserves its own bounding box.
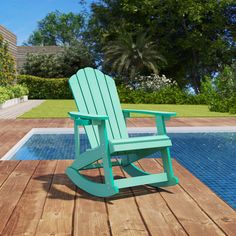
[66,67,179,197]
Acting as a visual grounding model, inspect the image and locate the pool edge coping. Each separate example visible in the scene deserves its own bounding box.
[1,126,236,161]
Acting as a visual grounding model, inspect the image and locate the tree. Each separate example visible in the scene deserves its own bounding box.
[103,31,166,79]
[27,11,85,46]
[22,54,62,78]
[22,41,95,78]
[0,34,16,86]
[86,0,236,93]
[58,41,96,77]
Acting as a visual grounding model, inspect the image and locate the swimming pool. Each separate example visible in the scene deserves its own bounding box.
[2,127,236,209]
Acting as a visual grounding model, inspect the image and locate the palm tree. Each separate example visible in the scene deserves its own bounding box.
[103,31,166,79]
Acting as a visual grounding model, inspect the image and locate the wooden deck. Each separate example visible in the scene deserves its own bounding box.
[0,118,236,235]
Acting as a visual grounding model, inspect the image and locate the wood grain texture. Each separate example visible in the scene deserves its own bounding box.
[0,161,39,234]
[0,161,19,186]
[165,159,236,236]
[73,168,111,236]
[139,159,227,236]
[1,160,57,236]
[0,159,235,235]
[35,160,75,236]
[0,118,236,235]
[104,166,149,236]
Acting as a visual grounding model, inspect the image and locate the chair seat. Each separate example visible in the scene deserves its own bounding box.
[109,135,172,153]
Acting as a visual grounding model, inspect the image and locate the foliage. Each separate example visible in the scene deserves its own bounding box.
[86,0,236,92]
[22,41,95,78]
[118,84,206,105]
[0,85,28,104]
[22,54,62,78]
[126,74,176,92]
[201,63,236,114]
[0,87,11,103]
[17,73,208,105]
[17,75,72,99]
[9,84,29,98]
[27,11,84,46]
[57,41,96,77]
[103,31,166,79]
[0,34,16,86]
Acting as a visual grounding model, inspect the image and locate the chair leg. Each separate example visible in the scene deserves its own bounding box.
[102,152,116,188]
[154,148,178,187]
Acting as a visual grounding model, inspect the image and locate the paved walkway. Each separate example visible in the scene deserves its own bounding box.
[0,100,44,119]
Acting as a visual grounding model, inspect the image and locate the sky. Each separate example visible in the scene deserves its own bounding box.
[0,0,94,45]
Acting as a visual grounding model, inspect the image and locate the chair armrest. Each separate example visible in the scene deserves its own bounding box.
[122,109,176,118]
[69,112,108,120]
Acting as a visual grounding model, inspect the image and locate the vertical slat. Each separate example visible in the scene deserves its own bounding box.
[69,75,98,148]
[69,67,128,144]
[105,74,128,139]
[76,70,100,144]
[83,68,114,139]
[94,69,125,139]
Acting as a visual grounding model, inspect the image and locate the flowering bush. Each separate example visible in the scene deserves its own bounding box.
[0,34,16,86]
[126,74,177,92]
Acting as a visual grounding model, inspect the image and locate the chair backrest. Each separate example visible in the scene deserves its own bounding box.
[69,67,128,148]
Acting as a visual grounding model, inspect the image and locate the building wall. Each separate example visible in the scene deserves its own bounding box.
[0,25,64,72]
[0,25,17,60]
[17,46,64,71]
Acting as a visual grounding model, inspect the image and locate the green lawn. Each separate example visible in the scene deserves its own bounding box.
[19,100,236,118]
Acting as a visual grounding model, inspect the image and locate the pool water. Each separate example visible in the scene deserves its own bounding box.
[11,132,236,209]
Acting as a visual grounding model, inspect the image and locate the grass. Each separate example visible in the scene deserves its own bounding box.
[19,100,236,118]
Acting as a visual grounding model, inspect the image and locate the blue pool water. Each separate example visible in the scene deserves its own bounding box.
[11,132,236,209]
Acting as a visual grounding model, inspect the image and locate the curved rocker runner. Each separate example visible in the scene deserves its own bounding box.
[66,67,179,197]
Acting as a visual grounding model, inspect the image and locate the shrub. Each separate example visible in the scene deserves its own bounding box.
[17,74,209,104]
[0,87,11,103]
[0,34,16,86]
[22,54,62,78]
[10,84,29,98]
[17,75,72,99]
[0,85,28,104]
[201,63,236,114]
[21,41,95,78]
[118,85,206,105]
[126,74,177,92]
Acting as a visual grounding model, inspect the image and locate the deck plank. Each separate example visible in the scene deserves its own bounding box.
[139,159,226,236]
[168,159,236,236]
[130,161,187,236]
[0,161,19,186]
[73,168,111,236]
[105,166,149,236]
[34,160,76,236]
[1,160,57,236]
[0,118,236,235]
[0,161,39,235]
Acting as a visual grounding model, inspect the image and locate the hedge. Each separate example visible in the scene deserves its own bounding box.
[118,85,207,105]
[17,74,207,104]
[17,75,72,99]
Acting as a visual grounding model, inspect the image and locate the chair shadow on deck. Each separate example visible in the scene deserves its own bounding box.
[34,173,174,203]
